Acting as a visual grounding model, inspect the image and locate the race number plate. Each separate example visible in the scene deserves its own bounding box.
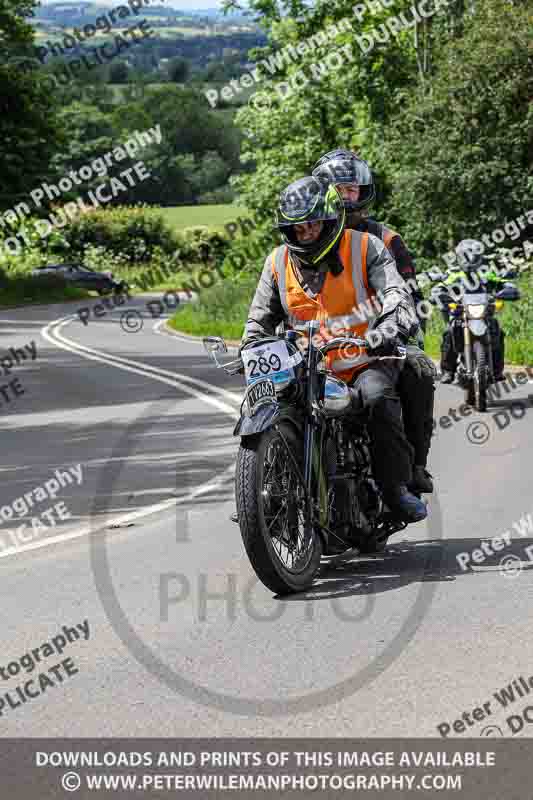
[246,378,276,416]
[241,340,301,386]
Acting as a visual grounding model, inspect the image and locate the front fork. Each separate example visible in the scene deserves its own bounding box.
[303,321,320,538]
[463,319,473,377]
[463,320,492,381]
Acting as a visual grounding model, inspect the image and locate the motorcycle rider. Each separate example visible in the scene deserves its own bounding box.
[241,176,427,523]
[312,150,435,493]
[440,239,506,384]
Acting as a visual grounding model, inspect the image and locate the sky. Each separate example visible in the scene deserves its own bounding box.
[38,0,226,7]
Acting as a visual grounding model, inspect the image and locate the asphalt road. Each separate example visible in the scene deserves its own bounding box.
[1,294,532,738]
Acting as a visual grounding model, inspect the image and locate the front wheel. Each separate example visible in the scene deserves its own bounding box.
[464,380,475,407]
[462,344,476,408]
[473,340,488,412]
[235,421,322,594]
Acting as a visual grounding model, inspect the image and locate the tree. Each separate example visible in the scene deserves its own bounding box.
[0,0,66,211]
[227,0,533,269]
[384,0,533,256]
[48,103,118,196]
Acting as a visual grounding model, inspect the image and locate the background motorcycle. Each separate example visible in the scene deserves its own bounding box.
[203,321,420,595]
[431,280,520,412]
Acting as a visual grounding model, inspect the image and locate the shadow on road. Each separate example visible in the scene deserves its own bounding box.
[279,536,533,603]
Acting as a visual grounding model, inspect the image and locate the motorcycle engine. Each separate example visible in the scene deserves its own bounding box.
[328,429,377,539]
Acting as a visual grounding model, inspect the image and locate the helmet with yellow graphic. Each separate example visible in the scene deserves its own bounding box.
[275,176,345,269]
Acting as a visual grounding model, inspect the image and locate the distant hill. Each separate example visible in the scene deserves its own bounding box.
[34,2,254,28]
[35,1,250,16]
[35,3,190,20]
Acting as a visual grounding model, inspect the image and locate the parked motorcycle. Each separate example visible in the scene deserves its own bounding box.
[203,321,420,595]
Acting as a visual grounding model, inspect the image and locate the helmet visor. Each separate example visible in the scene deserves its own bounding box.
[313,148,359,171]
[313,157,372,187]
[277,179,342,226]
[456,239,486,270]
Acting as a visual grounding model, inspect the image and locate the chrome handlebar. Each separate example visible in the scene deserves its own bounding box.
[202,334,407,375]
[317,336,407,361]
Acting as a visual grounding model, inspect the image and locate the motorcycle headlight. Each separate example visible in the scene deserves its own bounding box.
[466,304,486,319]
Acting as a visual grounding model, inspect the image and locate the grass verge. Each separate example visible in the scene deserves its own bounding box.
[0,277,90,309]
[168,276,256,342]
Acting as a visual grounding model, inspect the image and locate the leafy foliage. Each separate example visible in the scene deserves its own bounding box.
[383,0,533,255]
[0,0,66,208]
[230,0,533,263]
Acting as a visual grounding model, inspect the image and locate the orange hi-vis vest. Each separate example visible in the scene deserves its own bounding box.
[381,225,397,249]
[271,229,376,384]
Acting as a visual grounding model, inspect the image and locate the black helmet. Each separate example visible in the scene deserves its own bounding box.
[455,239,486,272]
[276,176,345,268]
[313,148,360,169]
[312,153,375,212]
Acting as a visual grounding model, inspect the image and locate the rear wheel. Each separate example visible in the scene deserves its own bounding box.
[235,421,322,594]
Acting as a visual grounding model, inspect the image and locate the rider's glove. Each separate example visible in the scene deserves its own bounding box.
[406,345,437,380]
[365,328,403,358]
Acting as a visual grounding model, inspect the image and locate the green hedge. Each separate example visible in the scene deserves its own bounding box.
[0,207,234,304]
[62,207,177,262]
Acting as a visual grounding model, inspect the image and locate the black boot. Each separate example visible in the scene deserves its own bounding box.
[409,466,434,493]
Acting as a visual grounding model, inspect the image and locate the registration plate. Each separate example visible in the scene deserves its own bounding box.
[246,378,276,415]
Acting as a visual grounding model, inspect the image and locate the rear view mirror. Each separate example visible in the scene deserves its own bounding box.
[495,285,521,302]
[202,336,242,375]
[203,336,228,354]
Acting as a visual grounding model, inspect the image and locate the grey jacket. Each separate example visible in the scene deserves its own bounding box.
[242,229,418,346]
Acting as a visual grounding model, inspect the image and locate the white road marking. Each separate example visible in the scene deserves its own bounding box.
[153,318,239,353]
[0,318,242,561]
[152,318,243,403]
[45,316,244,409]
[0,462,235,561]
[42,317,239,418]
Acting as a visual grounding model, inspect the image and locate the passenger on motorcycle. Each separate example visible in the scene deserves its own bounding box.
[312,150,435,493]
[241,176,427,523]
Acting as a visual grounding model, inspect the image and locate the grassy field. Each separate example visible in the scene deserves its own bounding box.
[35,24,216,40]
[159,205,248,232]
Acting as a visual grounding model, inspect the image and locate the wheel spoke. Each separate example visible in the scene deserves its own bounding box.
[257,430,318,574]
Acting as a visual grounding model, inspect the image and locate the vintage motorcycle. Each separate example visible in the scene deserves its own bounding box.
[431,278,521,412]
[203,321,420,595]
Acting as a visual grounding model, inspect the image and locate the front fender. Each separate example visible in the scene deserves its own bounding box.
[234,401,306,438]
[233,401,280,437]
[468,319,488,337]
